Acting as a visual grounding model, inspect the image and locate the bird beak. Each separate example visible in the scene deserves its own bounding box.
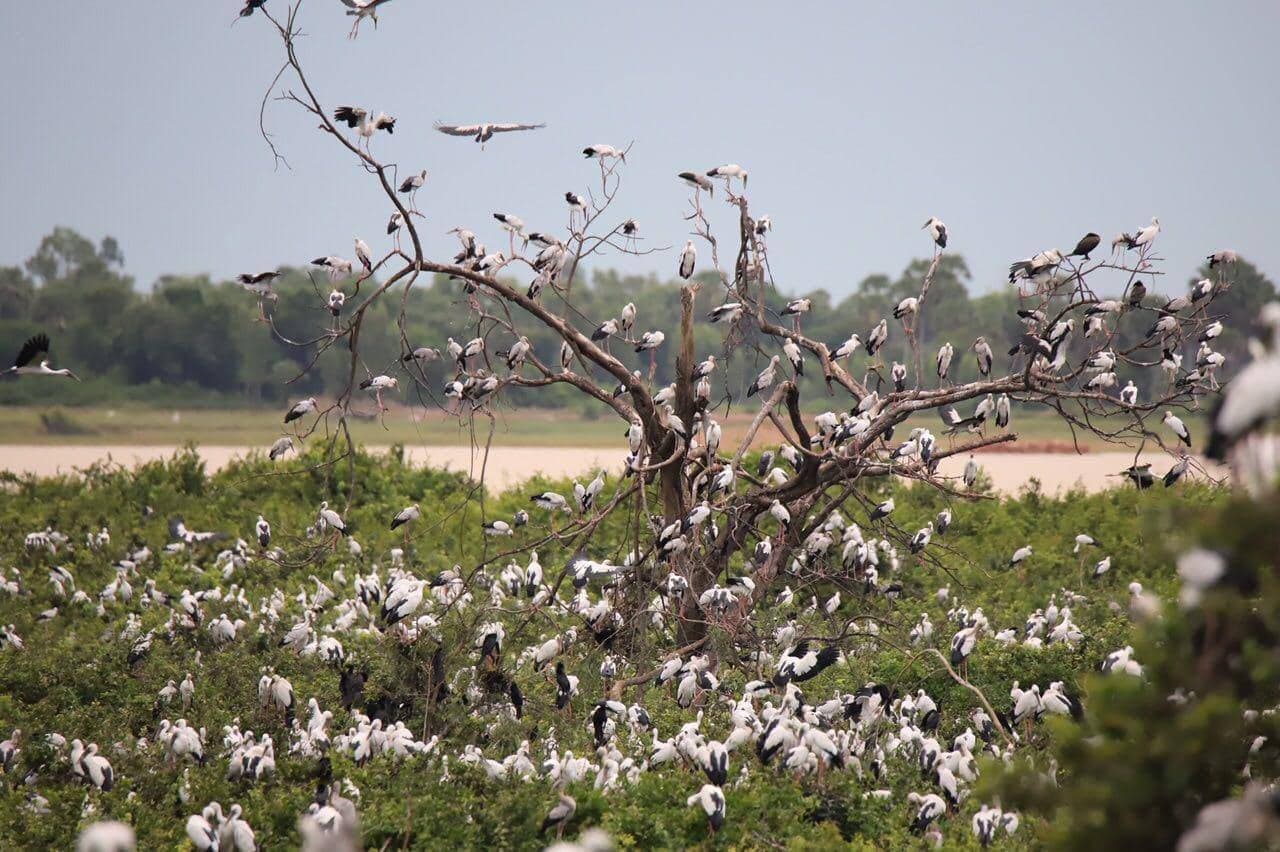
[69,371,81,382]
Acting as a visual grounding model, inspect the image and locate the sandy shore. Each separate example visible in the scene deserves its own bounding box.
[0,444,1222,494]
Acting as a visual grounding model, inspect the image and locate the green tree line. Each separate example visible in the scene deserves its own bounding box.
[1,227,1274,412]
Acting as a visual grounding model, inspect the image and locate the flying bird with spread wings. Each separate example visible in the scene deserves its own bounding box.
[340,0,393,38]
[434,121,546,149]
[3,333,79,380]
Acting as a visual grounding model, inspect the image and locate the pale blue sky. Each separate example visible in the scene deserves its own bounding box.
[2,1,1277,295]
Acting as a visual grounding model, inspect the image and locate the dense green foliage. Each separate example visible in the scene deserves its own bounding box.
[1,227,1274,412]
[0,445,1256,849]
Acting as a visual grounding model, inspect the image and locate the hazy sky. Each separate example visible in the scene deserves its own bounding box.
[2,2,1278,297]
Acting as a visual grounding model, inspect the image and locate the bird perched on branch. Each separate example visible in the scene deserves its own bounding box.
[922,217,947,249]
[1069,232,1101,260]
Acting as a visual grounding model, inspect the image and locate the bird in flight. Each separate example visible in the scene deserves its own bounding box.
[340,0,394,39]
[3,333,79,380]
[433,122,546,149]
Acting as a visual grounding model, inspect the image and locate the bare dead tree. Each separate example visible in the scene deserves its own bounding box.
[251,1,1230,672]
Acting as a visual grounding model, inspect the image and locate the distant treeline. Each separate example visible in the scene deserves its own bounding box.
[1,227,1274,412]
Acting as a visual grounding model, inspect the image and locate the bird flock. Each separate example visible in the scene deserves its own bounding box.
[7,1,1280,849]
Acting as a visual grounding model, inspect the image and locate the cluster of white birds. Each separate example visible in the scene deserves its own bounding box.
[14,465,1280,852]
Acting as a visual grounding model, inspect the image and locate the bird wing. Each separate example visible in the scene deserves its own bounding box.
[12,333,50,368]
[490,123,547,133]
[433,122,482,136]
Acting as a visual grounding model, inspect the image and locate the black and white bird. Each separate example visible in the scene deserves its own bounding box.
[353,237,373,273]
[866,319,889,357]
[679,240,697,279]
[869,498,894,522]
[539,794,576,839]
[339,0,395,38]
[783,339,804,377]
[972,337,993,376]
[312,255,354,278]
[564,192,588,217]
[936,342,954,380]
[908,792,947,834]
[434,121,546,148]
[237,272,281,319]
[1125,217,1161,250]
[706,164,748,188]
[3,334,78,380]
[402,346,441,365]
[389,504,420,531]
[922,217,948,249]
[268,436,294,460]
[635,331,665,353]
[1206,249,1239,269]
[1009,545,1032,567]
[284,397,318,424]
[482,520,514,536]
[679,171,715,196]
[255,515,271,549]
[580,144,625,164]
[910,523,933,554]
[782,298,812,319]
[328,289,346,317]
[775,642,839,685]
[832,333,861,360]
[707,302,743,324]
[893,297,919,321]
[1164,410,1192,447]
[687,784,727,834]
[1109,378,1136,407]
[748,356,780,398]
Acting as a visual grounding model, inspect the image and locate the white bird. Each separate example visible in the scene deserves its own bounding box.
[893,297,919,321]
[1009,545,1032,567]
[1120,381,1138,405]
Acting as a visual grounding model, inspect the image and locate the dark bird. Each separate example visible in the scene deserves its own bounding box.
[1069,232,1101,260]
